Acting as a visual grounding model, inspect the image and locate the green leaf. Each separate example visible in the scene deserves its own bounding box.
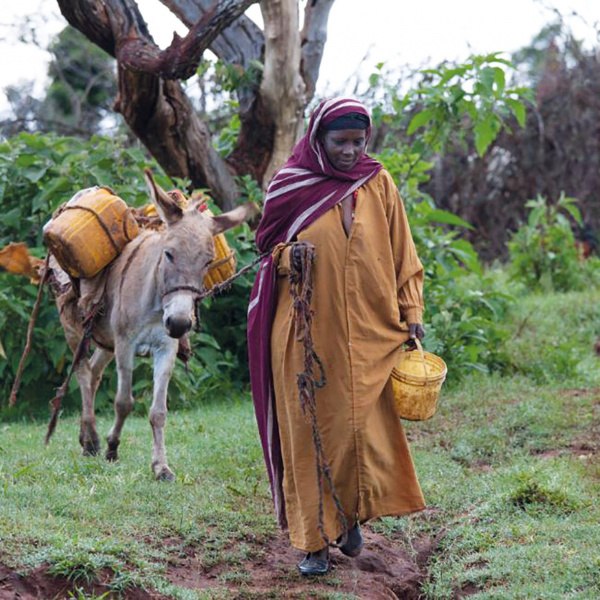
[369,73,380,88]
[3,207,22,228]
[15,154,38,168]
[407,109,435,135]
[480,67,496,95]
[493,67,506,95]
[561,203,582,226]
[506,98,526,127]
[425,209,474,230]
[23,165,48,183]
[474,117,494,156]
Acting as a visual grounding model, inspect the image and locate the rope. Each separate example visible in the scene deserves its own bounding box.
[288,242,348,547]
[9,254,51,407]
[193,250,270,330]
[207,249,235,271]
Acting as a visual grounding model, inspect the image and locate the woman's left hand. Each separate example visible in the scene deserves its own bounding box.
[409,323,425,341]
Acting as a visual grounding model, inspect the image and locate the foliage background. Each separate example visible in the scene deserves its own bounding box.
[1,23,599,421]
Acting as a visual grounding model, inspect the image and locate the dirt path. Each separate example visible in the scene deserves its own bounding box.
[0,528,441,599]
[167,529,440,599]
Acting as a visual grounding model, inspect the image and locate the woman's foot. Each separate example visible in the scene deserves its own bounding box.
[338,523,363,557]
[298,546,330,576]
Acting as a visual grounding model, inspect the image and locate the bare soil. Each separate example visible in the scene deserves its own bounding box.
[0,528,440,600]
[0,564,164,600]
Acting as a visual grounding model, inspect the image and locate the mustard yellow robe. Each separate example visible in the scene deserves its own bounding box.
[270,169,425,552]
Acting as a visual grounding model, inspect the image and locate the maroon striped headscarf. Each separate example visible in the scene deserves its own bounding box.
[247,98,382,527]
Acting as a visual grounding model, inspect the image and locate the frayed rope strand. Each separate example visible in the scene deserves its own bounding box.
[288,242,347,547]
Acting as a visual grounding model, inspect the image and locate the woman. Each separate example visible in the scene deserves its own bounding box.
[247,97,425,575]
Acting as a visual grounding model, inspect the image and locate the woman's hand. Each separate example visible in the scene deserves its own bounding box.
[409,323,425,340]
[406,323,425,350]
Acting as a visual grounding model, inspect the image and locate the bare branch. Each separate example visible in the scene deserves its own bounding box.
[57,0,241,210]
[300,0,335,103]
[117,0,258,80]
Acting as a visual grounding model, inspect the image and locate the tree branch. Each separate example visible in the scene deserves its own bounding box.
[117,0,258,80]
[258,0,306,186]
[159,0,263,70]
[300,0,335,103]
[56,0,242,210]
[160,0,270,179]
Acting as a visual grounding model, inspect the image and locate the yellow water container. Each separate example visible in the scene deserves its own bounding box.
[201,208,236,290]
[390,339,447,421]
[43,187,139,279]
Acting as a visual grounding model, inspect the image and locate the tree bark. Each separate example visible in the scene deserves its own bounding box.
[56,0,336,203]
[300,0,335,103]
[259,0,306,187]
[57,0,250,209]
[117,0,257,81]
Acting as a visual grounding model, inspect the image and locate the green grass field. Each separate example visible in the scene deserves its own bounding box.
[1,287,599,599]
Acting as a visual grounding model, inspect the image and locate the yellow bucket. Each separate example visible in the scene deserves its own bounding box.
[43,187,139,279]
[201,209,236,290]
[391,339,447,421]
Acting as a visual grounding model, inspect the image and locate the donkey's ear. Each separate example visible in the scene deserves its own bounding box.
[210,202,261,235]
[144,170,183,225]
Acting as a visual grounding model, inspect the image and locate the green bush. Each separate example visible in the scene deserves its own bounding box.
[508,193,596,292]
[371,54,529,377]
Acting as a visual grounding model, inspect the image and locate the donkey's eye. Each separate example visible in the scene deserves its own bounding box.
[165,250,174,263]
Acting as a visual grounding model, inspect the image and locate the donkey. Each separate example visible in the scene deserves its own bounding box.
[57,171,258,481]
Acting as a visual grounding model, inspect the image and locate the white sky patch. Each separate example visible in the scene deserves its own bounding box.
[0,0,598,118]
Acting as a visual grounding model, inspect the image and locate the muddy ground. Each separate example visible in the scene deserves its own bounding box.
[0,528,442,600]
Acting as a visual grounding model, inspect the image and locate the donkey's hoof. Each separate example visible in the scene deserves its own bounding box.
[82,441,101,457]
[80,431,100,457]
[155,467,175,482]
[105,441,119,462]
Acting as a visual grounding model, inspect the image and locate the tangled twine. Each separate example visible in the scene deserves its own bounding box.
[288,242,348,547]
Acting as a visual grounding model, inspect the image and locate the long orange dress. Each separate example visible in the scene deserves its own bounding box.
[270,169,425,552]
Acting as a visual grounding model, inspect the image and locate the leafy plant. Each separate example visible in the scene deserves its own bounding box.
[508,192,592,292]
[371,54,529,376]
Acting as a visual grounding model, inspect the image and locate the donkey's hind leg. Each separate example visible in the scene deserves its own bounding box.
[79,348,113,455]
[60,318,104,456]
[106,344,134,462]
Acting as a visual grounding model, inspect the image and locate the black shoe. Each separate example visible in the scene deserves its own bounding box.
[298,549,330,576]
[339,523,363,557]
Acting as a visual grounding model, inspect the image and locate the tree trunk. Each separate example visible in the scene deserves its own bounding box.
[56,0,336,204]
[259,0,306,187]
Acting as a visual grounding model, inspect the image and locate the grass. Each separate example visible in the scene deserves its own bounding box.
[1,286,600,598]
[0,395,277,598]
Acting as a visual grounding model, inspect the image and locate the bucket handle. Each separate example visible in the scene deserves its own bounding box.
[404,337,429,382]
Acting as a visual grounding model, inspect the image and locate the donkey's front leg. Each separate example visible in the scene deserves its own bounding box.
[106,343,135,462]
[149,344,177,482]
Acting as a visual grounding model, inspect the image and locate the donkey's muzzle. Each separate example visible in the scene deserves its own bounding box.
[165,315,192,339]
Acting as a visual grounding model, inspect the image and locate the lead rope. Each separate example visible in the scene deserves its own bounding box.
[288,242,348,548]
[193,250,270,329]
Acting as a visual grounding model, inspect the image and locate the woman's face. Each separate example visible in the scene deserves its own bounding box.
[320,129,367,171]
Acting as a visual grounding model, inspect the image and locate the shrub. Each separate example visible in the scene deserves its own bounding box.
[508,193,592,291]
[371,54,529,377]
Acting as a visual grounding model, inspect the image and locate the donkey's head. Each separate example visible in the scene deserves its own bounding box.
[144,170,259,339]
